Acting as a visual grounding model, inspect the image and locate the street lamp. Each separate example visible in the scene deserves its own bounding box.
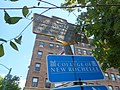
[0,64,12,90]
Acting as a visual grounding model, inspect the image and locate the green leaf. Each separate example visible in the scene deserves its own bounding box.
[9,17,22,24]
[14,39,20,45]
[14,36,22,45]
[10,41,19,51]
[38,2,40,6]
[0,38,7,43]
[4,10,10,23]
[18,36,22,42]
[0,44,4,57]
[22,6,29,17]
[4,10,22,24]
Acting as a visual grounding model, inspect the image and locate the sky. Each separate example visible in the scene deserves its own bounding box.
[0,0,79,89]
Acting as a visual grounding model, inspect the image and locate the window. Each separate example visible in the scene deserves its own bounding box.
[78,48,82,55]
[115,86,120,90]
[32,77,39,87]
[89,51,93,55]
[117,74,120,80]
[49,43,54,49]
[104,72,109,80]
[62,46,64,50]
[108,85,113,90]
[81,43,85,47]
[39,41,45,47]
[87,44,91,48]
[50,37,54,40]
[35,63,41,71]
[37,51,43,59]
[56,44,60,49]
[83,50,87,55]
[111,73,116,81]
[48,52,53,55]
[45,78,51,88]
[38,35,46,39]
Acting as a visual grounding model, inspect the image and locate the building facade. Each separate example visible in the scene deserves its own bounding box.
[24,14,120,90]
[24,34,120,90]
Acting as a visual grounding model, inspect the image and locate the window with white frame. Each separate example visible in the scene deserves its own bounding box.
[32,77,39,87]
[83,50,87,55]
[108,85,113,90]
[62,46,64,50]
[117,74,120,81]
[49,43,54,49]
[56,44,60,49]
[115,86,120,90]
[37,51,43,59]
[39,41,45,47]
[50,37,54,40]
[78,48,82,55]
[35,63,41,71]
[111,73,116,81]
[81,43,85,47]
[48,52,54,55]
[104,72,109,80]
[45,78,51,88]
[87,44,91,48]
[89,51,93,55]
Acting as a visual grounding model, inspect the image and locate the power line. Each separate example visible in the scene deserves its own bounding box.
[0,4,120,10]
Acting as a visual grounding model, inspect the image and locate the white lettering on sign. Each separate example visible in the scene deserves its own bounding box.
[49,61,100,74]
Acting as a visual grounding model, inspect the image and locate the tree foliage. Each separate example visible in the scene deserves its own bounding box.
[0,75,21,90]
[62,0,120,71]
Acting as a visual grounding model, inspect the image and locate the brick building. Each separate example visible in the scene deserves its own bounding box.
[24,14,120,90]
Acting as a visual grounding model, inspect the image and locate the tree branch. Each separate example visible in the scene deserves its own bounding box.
[0,5,87,10]
[96,4,120,6]
[0,4,120,10]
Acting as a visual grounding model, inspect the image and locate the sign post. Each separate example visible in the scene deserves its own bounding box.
[47,55,104,82]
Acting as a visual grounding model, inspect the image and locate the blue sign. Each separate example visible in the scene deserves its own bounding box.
[47,55,104,82]
[53,85,108,90]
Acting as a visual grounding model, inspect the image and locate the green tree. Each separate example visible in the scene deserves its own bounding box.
[0,76,3,88]
[0,75,21,90]
[62,0,120,71]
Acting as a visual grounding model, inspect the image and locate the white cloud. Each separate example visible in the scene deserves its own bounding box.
[19,78,26,90]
